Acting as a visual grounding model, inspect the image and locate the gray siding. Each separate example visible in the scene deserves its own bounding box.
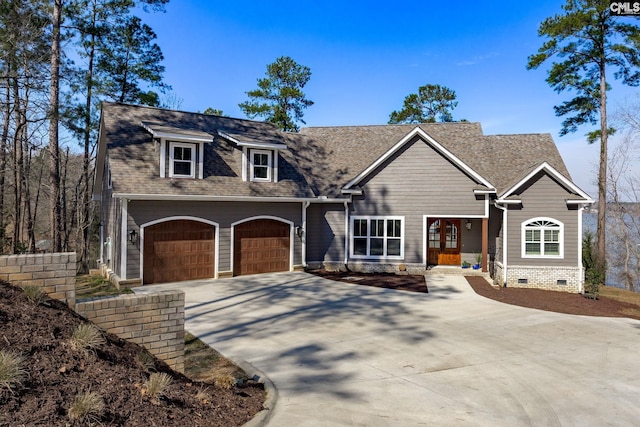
[127,200,303,278]
[306,203,345,263]
[351,136,486,264]
[506,172,579,267]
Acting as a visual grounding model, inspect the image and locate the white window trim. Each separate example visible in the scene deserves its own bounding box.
[350,216,404,260]
[169,141,196,178]
[521,217,564,259]
[250,149,272,182]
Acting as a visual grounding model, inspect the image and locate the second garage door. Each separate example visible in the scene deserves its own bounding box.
[234,219,290,276]
[143,220,215,284]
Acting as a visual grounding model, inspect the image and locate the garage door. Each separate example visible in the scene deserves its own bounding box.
[143,220,215,284]
[234,219,290,276]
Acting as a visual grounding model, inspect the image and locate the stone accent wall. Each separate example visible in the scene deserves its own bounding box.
[504,265,582,293]
[0,252,76,307]
[315,261,428,275]
[75,290,185,373]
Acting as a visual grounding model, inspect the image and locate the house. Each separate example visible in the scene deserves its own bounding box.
[93,102,594,292]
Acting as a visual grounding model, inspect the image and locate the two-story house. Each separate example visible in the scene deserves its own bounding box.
[93,102,594,292]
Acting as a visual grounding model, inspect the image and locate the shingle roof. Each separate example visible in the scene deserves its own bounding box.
[97,102,577,200]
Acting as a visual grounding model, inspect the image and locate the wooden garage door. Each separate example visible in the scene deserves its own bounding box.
[234,219,290,276]
[143,220,215,284]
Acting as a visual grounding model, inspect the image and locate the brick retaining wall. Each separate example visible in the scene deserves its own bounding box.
[0,252,76,307]
[75,291,185,372]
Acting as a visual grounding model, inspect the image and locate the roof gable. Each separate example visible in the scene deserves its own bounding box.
[341,127,494,192]
[498,162,593,203]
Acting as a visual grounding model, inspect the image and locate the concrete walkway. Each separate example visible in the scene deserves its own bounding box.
[142,272,640,426]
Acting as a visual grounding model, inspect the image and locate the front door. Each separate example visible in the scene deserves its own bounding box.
[427,219,461,266]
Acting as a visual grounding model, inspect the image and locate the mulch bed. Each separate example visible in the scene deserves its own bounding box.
[0,280,265,427]
[466,276,640,320]
[308,270,428,293]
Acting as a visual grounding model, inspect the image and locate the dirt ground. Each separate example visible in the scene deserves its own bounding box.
[309,269,640,320]
[0,280,265,427]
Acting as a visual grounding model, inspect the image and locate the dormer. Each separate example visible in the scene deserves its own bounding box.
[142,122,214,179]
[217,130,288,183]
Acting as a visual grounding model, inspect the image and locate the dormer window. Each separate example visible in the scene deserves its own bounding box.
[251,150,272,182]
[169,142,195,178]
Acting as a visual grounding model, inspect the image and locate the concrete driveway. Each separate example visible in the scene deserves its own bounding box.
[145,272,640,426]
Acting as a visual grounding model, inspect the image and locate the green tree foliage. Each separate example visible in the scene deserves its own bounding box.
[527,0,640,278]
[388,84,458,124]
[203,107,224,116]
[239,56,313,132]
[97,15,169,105]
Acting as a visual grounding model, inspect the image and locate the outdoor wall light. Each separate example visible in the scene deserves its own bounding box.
[466,220,472,231]
[128,229,138,244]
[295,226,304,238]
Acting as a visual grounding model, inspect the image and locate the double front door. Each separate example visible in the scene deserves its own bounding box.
[427,218,461,266]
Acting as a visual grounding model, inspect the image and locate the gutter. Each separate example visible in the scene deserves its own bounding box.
[113,193,350,204]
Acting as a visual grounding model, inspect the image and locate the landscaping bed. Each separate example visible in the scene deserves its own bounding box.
[0,280,265,426]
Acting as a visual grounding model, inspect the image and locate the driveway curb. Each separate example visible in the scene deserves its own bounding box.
[232,357,278,427]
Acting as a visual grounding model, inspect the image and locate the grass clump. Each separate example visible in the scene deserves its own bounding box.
[70,323,105,352]
[136,351,156,372]
[213,373,236,390]
[68,391,104,423]
[195,386,211,404]
[144,372,173,400]
[0,350,26,393]
[22,285,46,306]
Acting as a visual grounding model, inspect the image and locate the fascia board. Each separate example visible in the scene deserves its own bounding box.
[217,130,288,150]
[342,126,494,190]
[142,122,213,142]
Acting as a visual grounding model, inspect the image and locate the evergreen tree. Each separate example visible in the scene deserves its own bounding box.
[527,0,640,279]
[389,84,458,124]
[239,56,313,132]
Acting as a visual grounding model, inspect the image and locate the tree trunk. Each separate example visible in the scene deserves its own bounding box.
[596,61,608,284]
[49,0,63,252]
[0,78,10,254]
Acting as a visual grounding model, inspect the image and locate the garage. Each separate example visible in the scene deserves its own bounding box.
[143,220,215,284]
[233,219,290,276]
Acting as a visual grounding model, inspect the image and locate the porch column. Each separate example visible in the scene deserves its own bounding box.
[482,217,488,273]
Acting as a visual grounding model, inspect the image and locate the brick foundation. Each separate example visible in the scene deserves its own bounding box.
[495,264,583,293]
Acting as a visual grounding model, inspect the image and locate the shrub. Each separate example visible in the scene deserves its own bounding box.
[68,391,104,423]
[0,350,26,393]
[22,285,46,306]
[144,372,173,400]
[583,231,605,299]
[70,323,105,352]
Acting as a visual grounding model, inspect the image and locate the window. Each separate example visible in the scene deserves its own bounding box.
[251,150,272,181]
[522,218,563,258]
[351,216,404,259]
[169,142,195,178]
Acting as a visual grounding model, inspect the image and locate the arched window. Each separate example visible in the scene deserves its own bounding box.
[522,218,563,258]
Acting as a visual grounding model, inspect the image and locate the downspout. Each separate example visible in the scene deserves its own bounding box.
[301,201,310,268]
[494,202,507,287]
[120,198,128,280]
[99,222,104,264]
[344,201,349,268]
[577,204,585,294]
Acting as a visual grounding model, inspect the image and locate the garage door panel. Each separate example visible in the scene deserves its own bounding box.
[143,220,215,284]
[234,220,290,276]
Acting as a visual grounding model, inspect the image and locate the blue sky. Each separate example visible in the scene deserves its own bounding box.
[138,0,640,197]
